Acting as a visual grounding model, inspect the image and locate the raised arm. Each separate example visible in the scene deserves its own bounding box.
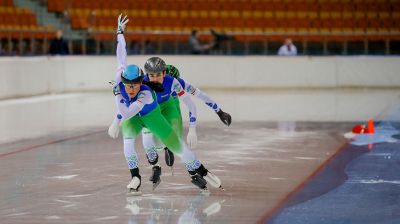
[116,34,127,72]
[115,14,129,83]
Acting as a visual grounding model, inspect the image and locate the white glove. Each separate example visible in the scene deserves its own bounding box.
[187,126,198,149]
[117,14,129,34]
[108,120,120,139]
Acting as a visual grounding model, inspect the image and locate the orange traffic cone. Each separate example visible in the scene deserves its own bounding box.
[365,119,375,134]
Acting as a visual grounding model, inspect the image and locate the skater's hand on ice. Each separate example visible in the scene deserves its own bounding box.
[116,14,129,34]
[108,121,120,139]
[187,126,197,149]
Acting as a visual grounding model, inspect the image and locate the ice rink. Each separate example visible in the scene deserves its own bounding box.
[1,89,400,223]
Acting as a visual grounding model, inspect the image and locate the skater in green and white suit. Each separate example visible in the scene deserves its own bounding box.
[108,14,222,194]
[142,61,232,170]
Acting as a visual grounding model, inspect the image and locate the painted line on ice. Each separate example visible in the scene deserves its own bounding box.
[0,130,104,159]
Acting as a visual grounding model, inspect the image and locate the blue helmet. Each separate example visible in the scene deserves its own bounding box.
[121,64,144,83]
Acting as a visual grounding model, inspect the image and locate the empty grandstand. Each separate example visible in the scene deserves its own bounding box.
[1,0,399,55]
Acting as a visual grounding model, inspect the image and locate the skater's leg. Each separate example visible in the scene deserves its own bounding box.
[142,128,164,152]
[142,107,185,156]
[146,98,182,168]
[173,96,182,117]
[163,96,182,167]
[142,128,161,164]
[122,116,143,194]
[160,97,183,137]
[123,138,139,171]
[142,128,162,189]
[143,107,223,190]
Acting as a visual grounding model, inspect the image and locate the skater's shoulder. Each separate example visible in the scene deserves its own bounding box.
[139,84,152,92]
[163,74,174,82]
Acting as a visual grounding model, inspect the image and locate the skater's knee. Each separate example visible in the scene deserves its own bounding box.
[146,151,159,165]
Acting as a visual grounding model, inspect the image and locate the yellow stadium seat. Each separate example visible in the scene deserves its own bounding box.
[296,11,307,19]
[392,12,400,19]
[275,11,285,19]
[230,11,240,18]
[378,12,389,19]
[149,10,158,17]
[331,12,341,19]
[264,11,274,18]
[199,10,208,18]
[209,11,219,18]
[179,10,189,18]
[366,12,377,19]
[102,10,110,16]
[389,27,400,34]
[253,11,263,18]
[320,12,330,19]
[110,9,119,16]
[354,12,365,19]
[342,11,353,19]
[168,10,178,18]
[286,12,296,19]
[189,11,199,18]
[242,11,252,18]
[220,11,229,18]
[139,10,148,17]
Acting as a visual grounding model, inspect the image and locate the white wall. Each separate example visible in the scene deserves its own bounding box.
[1,56,400,99]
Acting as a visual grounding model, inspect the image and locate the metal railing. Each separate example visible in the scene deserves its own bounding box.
[1,30,399,56]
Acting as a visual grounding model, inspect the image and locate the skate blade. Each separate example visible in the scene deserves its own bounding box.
[200,188,210,196]
[204,172,222,189]
[203,201,222,216]
[152,180,161,191]
[127,190,142,196]
[171,167,174,176]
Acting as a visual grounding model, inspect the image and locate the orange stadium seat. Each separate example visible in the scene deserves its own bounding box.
[16,0,395,52]
[47,0,65,13]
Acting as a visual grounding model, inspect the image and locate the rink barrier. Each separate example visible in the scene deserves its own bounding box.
[1,56,400,99]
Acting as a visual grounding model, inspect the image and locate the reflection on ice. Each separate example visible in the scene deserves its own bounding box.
[126,194,226,224]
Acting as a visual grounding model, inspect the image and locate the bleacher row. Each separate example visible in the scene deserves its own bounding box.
[49,0,399,12]
[0,2,54,39]
[0,7,37,29]
[0,0,399,42]
[46,0,400,41]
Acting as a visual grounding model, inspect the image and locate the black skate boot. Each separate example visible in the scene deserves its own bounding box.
[127,168,142,196]
[190,172,208,193]
[149,165,162,190]
[164,147,174,175]
[147,153,162,190]
[190,164,224,191]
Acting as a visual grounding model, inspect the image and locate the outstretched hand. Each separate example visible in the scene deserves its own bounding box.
[117,14,129,34]
[217,109,232,126]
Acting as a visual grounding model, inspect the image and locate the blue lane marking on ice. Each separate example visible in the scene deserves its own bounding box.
[268,122,400,224]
